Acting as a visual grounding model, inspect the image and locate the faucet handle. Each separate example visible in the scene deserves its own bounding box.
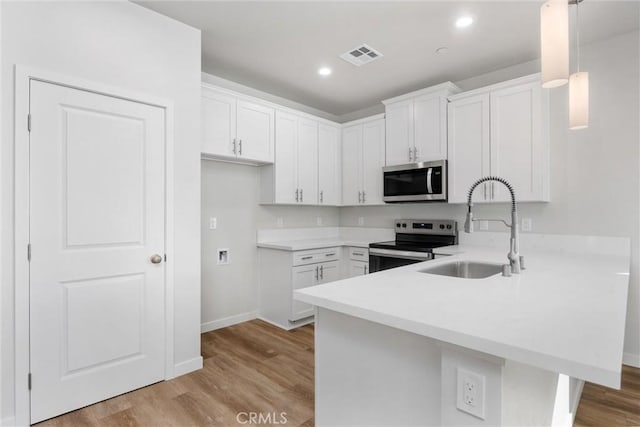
[502,264,512,277]
[519,255,525,270]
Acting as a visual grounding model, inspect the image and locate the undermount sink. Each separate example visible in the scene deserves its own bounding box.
[419,261,503,279]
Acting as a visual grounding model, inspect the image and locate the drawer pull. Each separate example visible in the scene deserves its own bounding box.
[352,252,364,256]
[325,253,336,257]
[301,256,313,260]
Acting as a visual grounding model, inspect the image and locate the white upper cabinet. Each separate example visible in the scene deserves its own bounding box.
[262,111,336,205]
[341,116,385,206]
[318,124,342,205]
[447,74,550,204]
[383,83,460,166]
[201,84,274,165]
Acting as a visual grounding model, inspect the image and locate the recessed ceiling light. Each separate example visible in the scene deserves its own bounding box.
[318,67,332,76]
[455,16,474,28]
[435,47,449,55]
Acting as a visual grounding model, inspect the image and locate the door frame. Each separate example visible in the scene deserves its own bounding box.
[13,65,175,426]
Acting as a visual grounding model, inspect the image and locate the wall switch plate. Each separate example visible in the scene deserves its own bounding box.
[209,217,217,230]
[456,368,486,419]
[357,217,365,226]
[522,218,532,232]
[479,220,489,231]
[217,249,229,265]
[276,218,284,228]
[317,216,323,226]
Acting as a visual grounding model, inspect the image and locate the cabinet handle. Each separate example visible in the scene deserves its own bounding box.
[409,147,413,162]
[353,252,364,256]
[483,183,487,200]
[301,256,313,260]
[362,191,366,203]
[325,253,336,257]
[364,265,368,275]
[232,138,237,155]
[300,188,303,202]
[295,188,299,202]
[413,147,418,161]
[239,139,243,156]
[315,265,319,280]
[358,191,362,203]
[320,190,323,204]
[320,265,324,280]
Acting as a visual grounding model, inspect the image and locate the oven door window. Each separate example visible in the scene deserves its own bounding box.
[369,253,430,273]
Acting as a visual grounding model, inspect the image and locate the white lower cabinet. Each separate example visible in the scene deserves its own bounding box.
[344,247,369,278]
[259,247,341,329]
[348,260,368,277]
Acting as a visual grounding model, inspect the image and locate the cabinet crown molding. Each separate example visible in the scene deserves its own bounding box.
[448,73,542,102]
[341,113,385,128]
[382,81,461,105]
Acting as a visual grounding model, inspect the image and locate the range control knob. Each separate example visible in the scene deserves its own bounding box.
[396,223,401,228]
[446,224,452,230]
[439,224,445,229]
[402,223,407,228]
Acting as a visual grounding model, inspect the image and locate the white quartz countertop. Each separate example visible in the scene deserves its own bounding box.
[257,238,370,251]
[295,244,630,389]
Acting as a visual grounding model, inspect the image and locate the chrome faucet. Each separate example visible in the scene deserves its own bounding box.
[464,176,523,275]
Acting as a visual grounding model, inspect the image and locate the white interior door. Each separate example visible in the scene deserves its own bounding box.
[29,80,166,423]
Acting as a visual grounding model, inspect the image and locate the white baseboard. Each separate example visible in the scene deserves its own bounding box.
[0,416,15,427]
[623,352,640,367]
[173,356,203,378]
[201,311,258,333]
[257,315,314,331]
[570,379,585,424]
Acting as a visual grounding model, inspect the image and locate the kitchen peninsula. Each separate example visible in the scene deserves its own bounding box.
[295,234,630,426]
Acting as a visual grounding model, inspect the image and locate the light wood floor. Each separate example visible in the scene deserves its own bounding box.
[37,319,639,426]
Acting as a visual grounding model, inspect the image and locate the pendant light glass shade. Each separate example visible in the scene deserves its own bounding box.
[541,0,569,88]
[569,72,589,130]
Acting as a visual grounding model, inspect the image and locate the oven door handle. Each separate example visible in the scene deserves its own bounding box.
[426,167,433,194]
[369,248,433,261]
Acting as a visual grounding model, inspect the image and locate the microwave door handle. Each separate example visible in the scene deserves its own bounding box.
[426,167,433,194]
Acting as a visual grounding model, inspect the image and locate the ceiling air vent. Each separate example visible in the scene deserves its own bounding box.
[340,44,384,67]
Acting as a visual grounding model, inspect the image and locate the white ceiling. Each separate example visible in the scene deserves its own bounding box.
[138,1,639,115]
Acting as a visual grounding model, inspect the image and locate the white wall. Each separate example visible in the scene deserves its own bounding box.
[201,160,339,330]
[340,31,640,365]
[1,2,202,421]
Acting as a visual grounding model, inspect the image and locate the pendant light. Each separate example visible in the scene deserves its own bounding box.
[541,0,569,88]
[569,0,589,129]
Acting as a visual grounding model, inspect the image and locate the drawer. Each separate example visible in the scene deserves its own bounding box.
[349,247,369,261]
[293,247,341,266]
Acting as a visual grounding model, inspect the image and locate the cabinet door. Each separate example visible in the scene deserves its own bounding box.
[447,95,491,203]
[236,100,274,163]
[348,260,368,278]
[490,82,547,202]
[414,94,447,161]
[201,88,236,157]
[318,261,340,284]
[362,119,386,205]
[318,124,341,205]
[291,264,318,321]
[297,118,319,205]
[385,100,414,166]
[274,111,298,204]
[342,125,363,206]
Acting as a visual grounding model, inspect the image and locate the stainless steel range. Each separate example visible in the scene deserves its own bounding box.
[369,219,458,273]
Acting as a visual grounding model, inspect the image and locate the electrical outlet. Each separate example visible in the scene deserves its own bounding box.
[522,218,532,232]
[479,220,489,231]
[209,217,217,230]
[357,217,365,226]
[217,249,229,265]
[317,216,323,226]
[276,217,284,228]
[456,368,486,419]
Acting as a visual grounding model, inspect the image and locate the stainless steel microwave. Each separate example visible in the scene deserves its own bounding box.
[383,160,447,203]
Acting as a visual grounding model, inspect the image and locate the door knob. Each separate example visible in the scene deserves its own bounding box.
[150,254,163,264]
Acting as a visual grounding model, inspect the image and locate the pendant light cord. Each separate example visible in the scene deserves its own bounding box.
[576,0,580,72]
